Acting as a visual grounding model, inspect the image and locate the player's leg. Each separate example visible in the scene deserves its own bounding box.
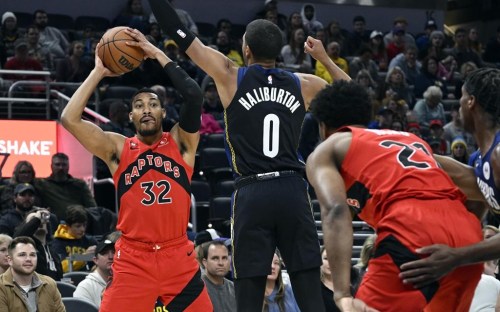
[231,183,277,312]
[157,240,213,311]
[288,267,325,312]
[275,176,324,312]
[234,276,267,312]
[100,240,158,312]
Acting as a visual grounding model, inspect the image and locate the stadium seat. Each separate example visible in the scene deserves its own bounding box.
[48,13,75,30]
[214,180,235,197]
[191,179,212,207]
[209,196,232,222]
[198,147,233,189]
[56,281,77,297]
[231,24,246,39]
[199,133,225,150]
[13,12,33,29]
[196,22,216,41]
[62,297,99,312]
[102,86,138,100]
[62,271,89,287]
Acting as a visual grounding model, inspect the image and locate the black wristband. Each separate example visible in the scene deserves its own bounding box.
[148,0,196,51]
[163,62,202,133]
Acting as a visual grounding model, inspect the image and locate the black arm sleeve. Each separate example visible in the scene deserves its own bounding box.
[164,62,202,133]
[13,217,40,237]
[147,0,196,51]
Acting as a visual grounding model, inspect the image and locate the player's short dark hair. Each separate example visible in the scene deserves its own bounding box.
[310,80,372,130]
[65,205,88,225]
[131,88,162,110]
[245,19,283,62]
[463,68,500,125]
[8,236,36,255]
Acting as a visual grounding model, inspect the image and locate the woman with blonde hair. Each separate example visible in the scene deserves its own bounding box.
[352,234,377,294]
[0,234,12,274]
[263,250,300,312]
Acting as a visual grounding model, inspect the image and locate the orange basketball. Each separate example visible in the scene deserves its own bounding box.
[97,26,144,74]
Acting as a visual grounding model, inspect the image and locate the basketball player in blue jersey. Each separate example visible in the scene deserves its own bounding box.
[146,1,351,311]
[399,68,500,288]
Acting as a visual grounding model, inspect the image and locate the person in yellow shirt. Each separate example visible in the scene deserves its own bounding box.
[315,41,348,83]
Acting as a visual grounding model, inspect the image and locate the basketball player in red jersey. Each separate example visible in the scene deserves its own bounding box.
[60,30,212,311]
[306,80,483,312]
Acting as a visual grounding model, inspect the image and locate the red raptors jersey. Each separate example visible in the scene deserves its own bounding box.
[113,132,193,243]
[340,127,466,228]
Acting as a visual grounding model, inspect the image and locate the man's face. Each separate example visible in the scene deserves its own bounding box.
[68,222,87,239]
[459,86,473,133]
[14,191,35,212]
[203,244,230,278]
[130,92,165,137]
[94,248,114,272]
[304,6,314,21]
[353,21,365,33]
[35,12,48,29]
[51,157,69,178]
[8,243,37,276]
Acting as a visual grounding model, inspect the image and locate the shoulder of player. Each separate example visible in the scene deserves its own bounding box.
[490,143,500,176]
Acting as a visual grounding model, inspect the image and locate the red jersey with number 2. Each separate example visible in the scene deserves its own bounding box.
[339,127,466,228]
[113,132,193,243]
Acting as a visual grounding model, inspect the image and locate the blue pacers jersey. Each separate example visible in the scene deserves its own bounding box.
[469,132,500,212]
[225,65,306,176]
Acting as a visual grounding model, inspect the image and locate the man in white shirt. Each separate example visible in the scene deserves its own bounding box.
[73,239,114,308]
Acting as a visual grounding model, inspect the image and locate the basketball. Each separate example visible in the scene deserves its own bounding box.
[97,26,144,74]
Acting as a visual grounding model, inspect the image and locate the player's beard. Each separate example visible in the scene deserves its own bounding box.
[138,127,161,137]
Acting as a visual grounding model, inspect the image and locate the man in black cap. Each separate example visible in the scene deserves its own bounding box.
[0,183,37,236]
[74,239,115,308]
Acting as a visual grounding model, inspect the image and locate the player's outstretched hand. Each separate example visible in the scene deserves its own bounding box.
[304,36,328,63]
[336,297,380,312]
[399,244,459,288]
[124,28,162,60]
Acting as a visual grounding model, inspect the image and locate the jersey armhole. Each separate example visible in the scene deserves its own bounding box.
[237,67,248,87]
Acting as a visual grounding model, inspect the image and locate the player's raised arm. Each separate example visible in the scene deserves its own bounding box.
[147,0,236,87]
[60,44,124,170]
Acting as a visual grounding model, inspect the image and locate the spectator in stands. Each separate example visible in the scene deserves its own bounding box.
[0,183,38,236]
[201,240,236,312]
[378,66,414,109]
[264,10,287,47]
[201,77,224,121]
[454,61,478,99]
[101,100,135,137]
[0,234,12,274]
[73,239,114,308]
[0,160,41,213]
[386,26,407,63]
[347,15,370,56]
[33,9,68,59]
[368,30,388,71]
[79,25,99,58]
[264,250,300,312]
[195,229,224,270]
[200,110,224,135]
[443,103,476,154]
[414,56,451,99]
[35,153,97,221]
[3,39,43,81]
[482,26,500,64]
[467,28,483,55]
[419,30,447,62]
[55,40,94,82]
[315,41,348,83]
[14,208,63,281]
[449,136,469,164]
[255,0,288,32]
[52,205,97,273]
[427,119,449,155]
[285,12,303,44]
[413,85,446,132]
[367,106,393,130]
[415,19,438,53]
[114,0,149,33]
[383,17,416,48]
[25,25,54,71]
[300,3,323,37]
[388,45,421,86]
[319,246,341,312]
[446,27,483,69]
[0,11,22,67]
[0,236,65,311]
[325,21,349,57]
[382,92,409,127]
[348,45,379,82]
[161,39,199,84]
[406,122,422,137]
[216,18,240,52]
[280,28,312,73]
[150,85,180,132]
[150,0,198,34]
[213,30,244,67]
[147,22,165,48]
[354,69,378,114]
